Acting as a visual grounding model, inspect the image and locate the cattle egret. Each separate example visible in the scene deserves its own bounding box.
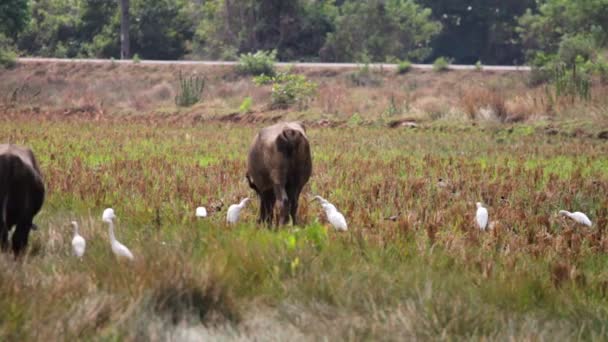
[102,208,134,260]
[71,221,86,258]
[227,198,249,224]
[476,202,489,231]
[312,195,337,211]
[314,200,347,232]
[195,206,208,218]
[559,210,592,227]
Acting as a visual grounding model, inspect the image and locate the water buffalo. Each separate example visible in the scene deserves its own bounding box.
[0,144,45,256]
[246,122,312,226]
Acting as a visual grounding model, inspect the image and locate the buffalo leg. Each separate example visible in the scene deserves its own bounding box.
[0,226,8,251]
[0,193,8,251]
[257,193,266,224]
[286,184,300,226]
[12,223,30,257]
[259,190,274,226]
[273,185,289,226]
[265,191,275,226]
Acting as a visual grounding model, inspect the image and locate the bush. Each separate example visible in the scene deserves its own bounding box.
[551,56,592,101]
[0,34,17,69]
[557,34,595,67]
[254,72,316,109]
[433,57,451,72]
[595,57,608,85]
[0,47,17,69]
[475,61,483,71]
[133,53,141,64]
[237,50,277,76]
[175,72,205,107]
[397,60,412,74]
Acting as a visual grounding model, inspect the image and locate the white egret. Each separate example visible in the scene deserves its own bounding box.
[102,208,134,260]
[312,195,337,211]
[195,206,208,218]
[476,202,489,231]
[314,199,347,231]
[559,210,592,227]
[227,198,249,224]
[71,221,86,258]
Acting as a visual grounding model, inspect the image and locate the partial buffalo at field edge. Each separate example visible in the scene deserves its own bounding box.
[0,144,45,257]
[246,122,312,226]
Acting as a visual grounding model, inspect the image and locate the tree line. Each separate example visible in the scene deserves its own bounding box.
[1,0,607,66]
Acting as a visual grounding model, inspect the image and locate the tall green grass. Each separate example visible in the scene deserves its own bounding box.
[0,119,607,339]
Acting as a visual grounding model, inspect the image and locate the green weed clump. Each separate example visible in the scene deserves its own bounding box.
[397,60,412,74]
[433,56,451,72]
[237,50,277,76]
[254,72,317,109]
[175,72,205,107]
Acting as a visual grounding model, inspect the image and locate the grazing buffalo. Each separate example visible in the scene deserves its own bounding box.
[246,122,312,226]
[0,144,45,256]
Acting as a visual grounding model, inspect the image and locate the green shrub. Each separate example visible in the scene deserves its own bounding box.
[397,60,412,74]
[557,34,595,66]
[0,48,17,69]
[433,57,451,72]
[0,34,17,69]
[475,60,483,71]
[133,53,141,64]
[595,57,608,85]
[272,74,317,109]
[552,56,592,101]
[239,97,253,113]
[175,72,205,107]
[237,50,277,76]
[254,72,317,109]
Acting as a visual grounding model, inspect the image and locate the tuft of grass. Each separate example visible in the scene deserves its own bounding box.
[239,96,253,113]
[397,60,412,74]
[174,72,205,107]
[433,57,451,72]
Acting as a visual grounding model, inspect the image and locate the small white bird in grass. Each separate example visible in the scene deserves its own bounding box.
[559,210,592,227]
[321,202,348,231]
[195,206,208,218]
[476,202,489,231]
[71,221,86,258]
[227,197,249,224]
[312,196,347,231]
[312,195,337,211]
[102,208,134,261]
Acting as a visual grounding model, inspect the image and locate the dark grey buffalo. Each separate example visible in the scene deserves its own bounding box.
[0,144,45,256]
[246,122,312,226]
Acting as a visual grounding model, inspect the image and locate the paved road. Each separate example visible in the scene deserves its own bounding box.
[17,57,531,72]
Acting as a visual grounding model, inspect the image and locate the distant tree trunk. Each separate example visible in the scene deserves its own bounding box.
[120,0,130,59]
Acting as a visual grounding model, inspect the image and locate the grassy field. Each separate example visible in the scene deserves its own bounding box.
[1,63,608,340]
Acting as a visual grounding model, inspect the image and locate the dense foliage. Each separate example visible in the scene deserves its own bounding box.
[5,0,608,65]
